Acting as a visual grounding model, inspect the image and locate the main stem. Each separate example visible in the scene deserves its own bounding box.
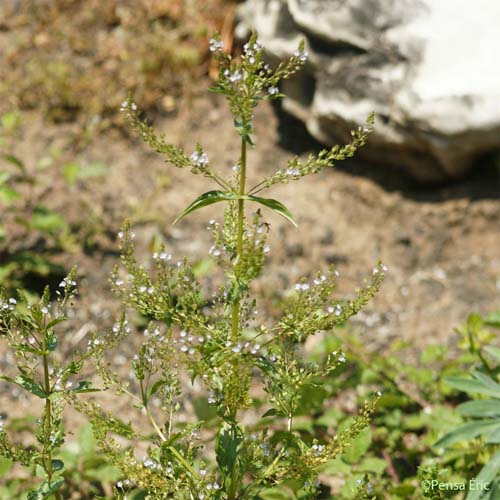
[42,348,62,500]
[231,137,247,342]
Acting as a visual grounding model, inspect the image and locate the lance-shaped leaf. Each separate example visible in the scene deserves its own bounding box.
[457,399,500,417]
[434,420,500,448]
[27,476,64,500]
[466,450,500,500]
[444,373,500,398]
[174,190,238,224]
[0,375,47,398]
[174,190,298,227]
[246,195,297,227]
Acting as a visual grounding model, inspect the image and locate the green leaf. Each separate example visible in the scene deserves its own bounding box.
[357,457,388,475]
[261,408,280,418]
[457,400,500,417]
[146,380,169,400]
[484,312,500,328]
[28,477,64,499]
[46,332,57,352]
[2,154,25,172]
[343,426,372,464]
[174,191,298,227]
[63,161,109,185]
[66,381,98,394]
[472,370,500,393]
[51,460,64,472]
[174,190,237,224]
[78,423,97,458]
[258,489,290,500]
[0,375,47,398]
[0,172,11,184]
[233,119,254,145]
[434,420,500,448]
[466,450,500,500]
[216,421,244,486]
[444,375,500,398]
[246,195,297,227]
[193,397,218,422]
[485,346,500,363]
[0,185,21,204]
[0,457,13,476]
[485,424,500,444]
[30,205,67,234]
[467,312,484,333]
[46,317,67,330]
[62,163,80,185]
[1,111,21,133]
[85,464,122,483]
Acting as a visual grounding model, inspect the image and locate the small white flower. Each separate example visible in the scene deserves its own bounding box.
[268,86,279,95]
[209,38,224,52]
[191,151,209,166]
[286,167,301,176]
[229,70,242,83]
[41,306,49,315]
[263,245,270,254]
[294,49,309,62]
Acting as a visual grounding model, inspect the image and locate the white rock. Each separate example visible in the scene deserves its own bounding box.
[238,0,500,181]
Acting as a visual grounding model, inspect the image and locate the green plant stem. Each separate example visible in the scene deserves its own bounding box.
[466,326,494,375]
[42,346,62,500]
[231,137,247,342]
[142,392,198,482]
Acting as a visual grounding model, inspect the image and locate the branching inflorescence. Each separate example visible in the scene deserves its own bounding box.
[0,34,384,499]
